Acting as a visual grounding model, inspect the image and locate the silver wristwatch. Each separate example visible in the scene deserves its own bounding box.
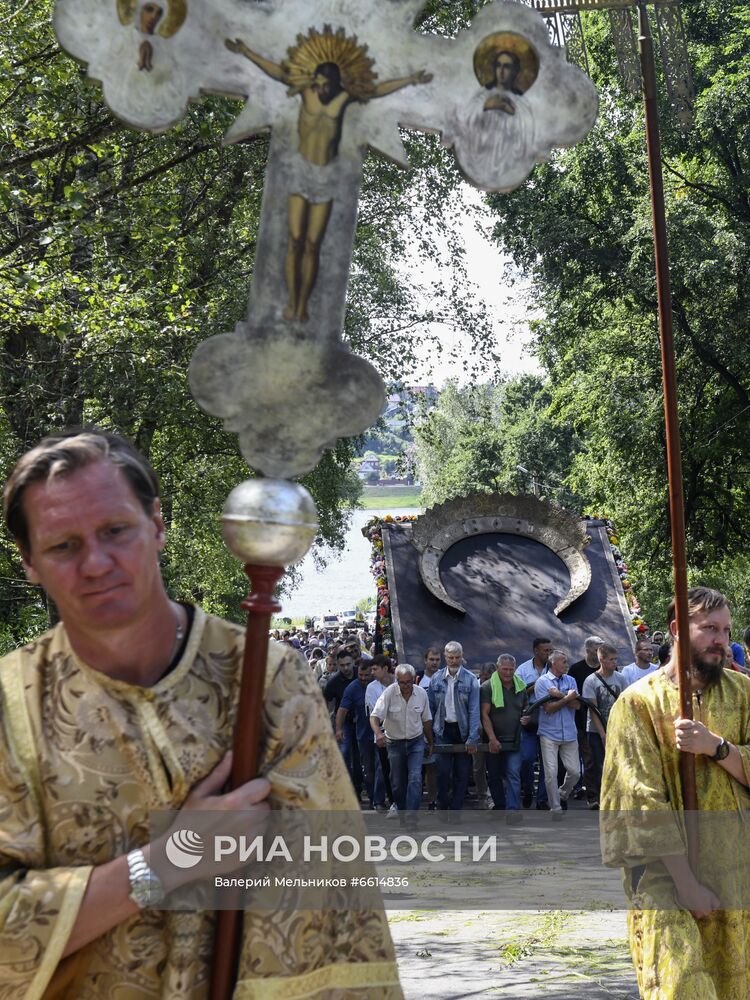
[126,847,165,908]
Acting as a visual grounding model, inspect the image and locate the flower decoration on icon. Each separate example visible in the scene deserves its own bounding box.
[363,514,417,656]
[601,518,651,638]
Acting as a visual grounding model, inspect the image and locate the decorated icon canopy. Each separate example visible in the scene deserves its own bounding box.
[363,498,647,666]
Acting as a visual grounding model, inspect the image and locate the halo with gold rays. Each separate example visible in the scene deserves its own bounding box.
[115,0,187,37]
[282,24,377,101]
[473,31,539,94]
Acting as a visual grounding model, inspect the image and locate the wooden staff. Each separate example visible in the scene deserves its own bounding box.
[210,563,283,1000]
[637,3,698,847]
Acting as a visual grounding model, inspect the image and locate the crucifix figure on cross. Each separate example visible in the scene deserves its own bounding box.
[54,0,598,480]
[225,27,432,323]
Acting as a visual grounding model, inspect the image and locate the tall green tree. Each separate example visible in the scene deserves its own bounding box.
[413,381,504,505]
[413,376,584,508]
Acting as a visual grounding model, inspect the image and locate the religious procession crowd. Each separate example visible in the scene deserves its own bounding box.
[270,626,744,824]
[271,608,750,998]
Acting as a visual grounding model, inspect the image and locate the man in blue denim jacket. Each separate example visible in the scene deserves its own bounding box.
[428,641,480,811]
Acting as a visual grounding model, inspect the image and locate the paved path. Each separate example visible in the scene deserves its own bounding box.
[390,909,639,999]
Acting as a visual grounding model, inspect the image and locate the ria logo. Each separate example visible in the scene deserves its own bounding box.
[166,829,204,868]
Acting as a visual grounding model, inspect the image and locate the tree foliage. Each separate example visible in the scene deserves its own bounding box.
[7,0,744,641]
[413,376,583,508]
[474,0,750,626]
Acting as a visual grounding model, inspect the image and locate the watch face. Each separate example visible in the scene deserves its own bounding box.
[716,739,730,761]
[129,878,152,908]
[130,875,164,908]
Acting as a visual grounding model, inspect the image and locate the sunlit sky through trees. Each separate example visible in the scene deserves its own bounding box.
[401,184,541,387]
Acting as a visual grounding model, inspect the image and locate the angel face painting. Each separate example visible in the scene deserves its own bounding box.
[139,2,164,35]
[448,31,540,187]
[116,0,187,71]
[474,32,539,113]
[492,51,522,93]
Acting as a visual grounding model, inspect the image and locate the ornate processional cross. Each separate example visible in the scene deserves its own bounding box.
[55,0,598,481]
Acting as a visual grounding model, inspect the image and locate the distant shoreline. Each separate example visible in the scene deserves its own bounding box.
[360,485,422,510]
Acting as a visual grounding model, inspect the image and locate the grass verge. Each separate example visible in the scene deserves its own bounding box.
[361,485,422,509]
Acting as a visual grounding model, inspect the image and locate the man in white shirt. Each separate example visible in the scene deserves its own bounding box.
[621,638,660,688]
[371,664,433,818]
[419,646,441,689]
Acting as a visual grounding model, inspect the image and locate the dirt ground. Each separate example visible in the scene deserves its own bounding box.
[389,908,639,999]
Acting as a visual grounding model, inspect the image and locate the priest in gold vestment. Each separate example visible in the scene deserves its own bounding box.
[0,429,403,999]
[601,587,750,1000]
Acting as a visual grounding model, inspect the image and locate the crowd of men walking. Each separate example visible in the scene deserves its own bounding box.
[271,626,706,822]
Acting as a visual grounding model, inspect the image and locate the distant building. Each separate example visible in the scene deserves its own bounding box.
[357,457,381,481]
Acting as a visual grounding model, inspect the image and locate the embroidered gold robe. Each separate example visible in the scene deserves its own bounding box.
[601,668,750,999]
[0,608,403,999]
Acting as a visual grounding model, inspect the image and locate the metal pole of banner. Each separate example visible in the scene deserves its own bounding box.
[637,3,697,843]
[210,479,318,1000]
[209,563,283,1000]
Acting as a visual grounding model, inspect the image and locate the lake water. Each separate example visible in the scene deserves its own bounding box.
[281,508,419,619]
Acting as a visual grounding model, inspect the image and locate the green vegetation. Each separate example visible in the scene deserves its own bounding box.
[494,0,750,625]
[361,486,423,509]
[555,943,633,976]
[413,377,581,511]
[497,911,573,966]
[3,0,747,641]
[499,941,532,966]
[270,616,307,629]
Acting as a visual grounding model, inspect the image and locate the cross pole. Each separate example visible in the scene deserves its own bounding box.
[213,564,283,1000]
[636,0,698,839]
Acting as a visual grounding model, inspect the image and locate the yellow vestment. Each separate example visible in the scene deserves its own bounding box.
[0,608,403,999]
[601,668,750,999]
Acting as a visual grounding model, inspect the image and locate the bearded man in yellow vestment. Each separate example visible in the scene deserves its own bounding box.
[601,586,750,1000]
[0,428,402,999]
